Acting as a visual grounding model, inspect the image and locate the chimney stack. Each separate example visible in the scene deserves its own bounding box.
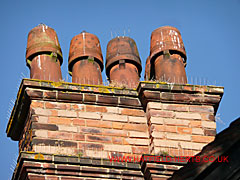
[149,26,187,84]
[106,37,142,88]
[68,31,103,85]
[26,24,63,82]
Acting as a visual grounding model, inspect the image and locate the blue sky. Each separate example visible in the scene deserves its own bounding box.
[1,0,240,179]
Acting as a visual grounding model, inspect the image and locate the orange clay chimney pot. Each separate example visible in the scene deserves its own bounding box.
[26,24,63,82]
[106,36,142,88]
[149,26,187,84]
[68,31,103,85]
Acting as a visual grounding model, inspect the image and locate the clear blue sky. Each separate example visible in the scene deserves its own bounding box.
[1,0,239,179]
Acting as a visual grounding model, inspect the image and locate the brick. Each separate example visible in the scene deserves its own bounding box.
[33,130,48,138]
[123,123,148,132]
[112,137,123,144]
[58,92,83,102]
[102,113,128,122]
[177,127,192,134]
[201,113,215,121]
[31,101,44,108]
[86,119,112,128]
[189,105,214,113]
[120,108,145,116]
[153,139,179,148]
[33,108,52,116]
[104,144,132,153]
[192,128,204,135]
[84,94,96,103]
[49,117,72,125]
[147,102,162,109]
[81,127,102,134]
[73,119,85,126]
[48,131,72,140]
[98,95,118,105]
[33,116,48,123]
[132,147,149,154]
[71,104,85,111]
[190,121,202,128]
[120,97,141,107]
[152,125,177,133]
[78,112,101,119]
[149,117,164,124]
[86,105,107,113]
[202,121,216,129]
[124,138,149,145]
[152,131,164,139]
[112,122,124,129]
[204,129,216,136]
[43,91,57,99]
[73,134,85,141]
[175,112,201,120]
[164,119,189,126]
[51,110,58,116]
[128,116,147,124]
[103,129,128,137]
[128,131,149,138]
[166,133,191,141]
[162,104,189,112]
[106,107,119,114]
[32,122,58,131]
[148,110,175,118]
[45,102,70,110]
[26,88,43,98]
[179,141,205,150]
[192,135,215,143]
[58,125,78,132]
[144,91,160,100]
[32,138,77,147]
[58,110,77,118]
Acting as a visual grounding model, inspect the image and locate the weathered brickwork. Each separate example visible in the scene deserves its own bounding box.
[20,100,149,159]
[147,102,216,156]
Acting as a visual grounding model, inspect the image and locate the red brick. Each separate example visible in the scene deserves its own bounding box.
[112,122,124,129]
[86,105,107,113]
[148,109,175,118]
[190,121,202,128]
[31,101,44,108]
[45,102,70,110]
[48,131,72,140]
[177,127,192,134]
[86,119,112,128]
[73,133,85,141]
[103,129,128,137]
[49,117,72,125]
[189,105,214,113]
[73,118,85,126]
[162,104,189,112]
[153,125,177,133]
[123,124,148,132]
[132,146,149,154]
[112,137,123,144]
[201,113,215,121]
[192,135,215,143]
[121,108,145,116]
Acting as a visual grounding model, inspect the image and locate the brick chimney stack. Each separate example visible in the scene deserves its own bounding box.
[6,25,224,179]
